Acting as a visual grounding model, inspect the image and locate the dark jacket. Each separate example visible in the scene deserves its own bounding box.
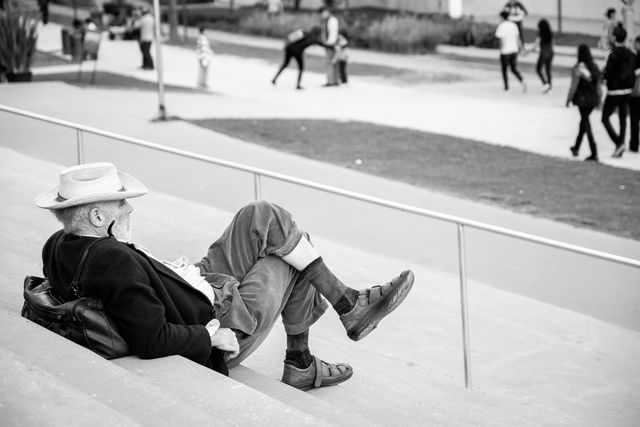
[42,230,228,374]
[567,62,601,108]
[604,46,636,91]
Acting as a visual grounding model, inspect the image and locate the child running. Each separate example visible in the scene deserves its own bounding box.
[272,27,322,90]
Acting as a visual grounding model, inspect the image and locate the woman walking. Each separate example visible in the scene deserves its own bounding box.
[566,44,602,161]
[531,18,554,93]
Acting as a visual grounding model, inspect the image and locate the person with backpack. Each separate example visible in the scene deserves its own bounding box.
[602,23,636,158]
[271,27,322,90]
[567,44,602,162]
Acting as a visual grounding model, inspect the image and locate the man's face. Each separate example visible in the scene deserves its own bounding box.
[104,200,133,242]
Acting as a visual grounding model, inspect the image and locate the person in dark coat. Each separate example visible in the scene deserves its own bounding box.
[567,44,602,161]
[271,26,322,90]
[628,35,640,153]
[602,23,636,158]
[35,162,414,390]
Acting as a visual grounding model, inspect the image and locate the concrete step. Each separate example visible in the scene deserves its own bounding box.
[230,365,371,426]
[114,356,326,426]
[0,308,232,426]
[0,346,138,427]
[240,330,542,427]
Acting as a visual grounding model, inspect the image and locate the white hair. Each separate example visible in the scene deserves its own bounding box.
[52,201,119,234]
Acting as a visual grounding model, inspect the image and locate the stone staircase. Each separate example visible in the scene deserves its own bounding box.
[1,147,639,426]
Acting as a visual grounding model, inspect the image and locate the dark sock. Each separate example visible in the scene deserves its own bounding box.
[334,288,359,316]
[301,257,354,306]
[285,348,313,369]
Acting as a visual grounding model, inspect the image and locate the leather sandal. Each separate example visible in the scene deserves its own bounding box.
[340,270,414,341]
[281,355,353,391]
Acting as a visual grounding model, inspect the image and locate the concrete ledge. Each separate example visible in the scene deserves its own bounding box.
[115,356,326,426]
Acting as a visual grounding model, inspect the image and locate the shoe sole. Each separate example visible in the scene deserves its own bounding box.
[347,270,414,341]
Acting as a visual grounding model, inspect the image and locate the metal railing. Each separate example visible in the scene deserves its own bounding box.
[3,104,640,389]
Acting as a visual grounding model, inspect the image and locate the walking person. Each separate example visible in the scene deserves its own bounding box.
[133,7,154,70]
[502,0,528,45]
[598,8,617,56]
[530,18,554,93]
[320,6,340,87]
[602,23,636,158]
[196,27,213,89]
[629,35,640,153]
[496,10,526,92]
[567,44,602,162]
[271,27,321,90]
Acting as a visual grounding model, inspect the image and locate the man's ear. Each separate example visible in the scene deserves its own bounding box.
[88,206,107,227]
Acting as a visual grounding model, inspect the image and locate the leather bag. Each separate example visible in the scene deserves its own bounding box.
[21,235,129,360]
[22,275,129,359]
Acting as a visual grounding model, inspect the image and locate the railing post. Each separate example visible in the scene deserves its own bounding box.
[457,223,472,389]
[76,129,84,165]
[254,173,262,200]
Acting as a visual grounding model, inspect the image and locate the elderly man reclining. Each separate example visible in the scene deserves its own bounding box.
[35,162,414,390]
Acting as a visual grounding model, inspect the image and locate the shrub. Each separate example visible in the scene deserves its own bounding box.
[238,10,319,38]
[365,15,446,53]
[0,8,39,74]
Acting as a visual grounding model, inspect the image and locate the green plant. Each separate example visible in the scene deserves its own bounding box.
[365,15,446,53]
[0,9,39,75]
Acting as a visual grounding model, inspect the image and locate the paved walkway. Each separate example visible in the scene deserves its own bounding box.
[34,19,640,171]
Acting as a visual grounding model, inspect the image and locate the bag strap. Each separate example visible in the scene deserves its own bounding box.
[70,221,117,298]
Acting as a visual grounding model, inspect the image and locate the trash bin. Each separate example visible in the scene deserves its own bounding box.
[61,27,71,55]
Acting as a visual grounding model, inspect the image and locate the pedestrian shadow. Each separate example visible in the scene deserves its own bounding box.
[32,71,218,94]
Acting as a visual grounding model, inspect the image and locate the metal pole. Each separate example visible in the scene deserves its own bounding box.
[557,0,562,34]
[457,224,472,388]
[76,129,84,164]
[182,0,187,43]
[152,0,167,120]
[254,174,262,200]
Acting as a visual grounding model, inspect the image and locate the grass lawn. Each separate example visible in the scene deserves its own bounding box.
[189,118,640,241]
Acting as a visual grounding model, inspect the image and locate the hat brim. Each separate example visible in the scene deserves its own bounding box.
[35,170,148,210]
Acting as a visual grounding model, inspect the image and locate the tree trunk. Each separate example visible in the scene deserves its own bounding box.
[167,0,178,43]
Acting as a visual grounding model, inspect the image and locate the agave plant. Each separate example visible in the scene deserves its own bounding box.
[0,8,39,77]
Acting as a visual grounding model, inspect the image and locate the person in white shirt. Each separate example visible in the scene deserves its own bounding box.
[495,10,526,92]
[133,7,155,70]
[195,27,213,89]
[320,6,340,86]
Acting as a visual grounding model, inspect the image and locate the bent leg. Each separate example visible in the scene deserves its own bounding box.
[223,256,327,368]
[536,56,545,84]
[509,54,523,82]
[294,53,304,88]
[197,200,304,282]
[618,96,629,145]
[500,54,509,90]
[601,95,620,145]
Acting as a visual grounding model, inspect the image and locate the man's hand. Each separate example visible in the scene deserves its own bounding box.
[210,327,239,360]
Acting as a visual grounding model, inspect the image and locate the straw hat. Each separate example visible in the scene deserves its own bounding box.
[35,162,148,210]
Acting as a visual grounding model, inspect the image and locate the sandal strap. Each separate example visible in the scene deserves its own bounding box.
[313,356,323,388]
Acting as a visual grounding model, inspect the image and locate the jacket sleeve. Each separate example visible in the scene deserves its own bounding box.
[566,65,580,105]
[87,246,213,365]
